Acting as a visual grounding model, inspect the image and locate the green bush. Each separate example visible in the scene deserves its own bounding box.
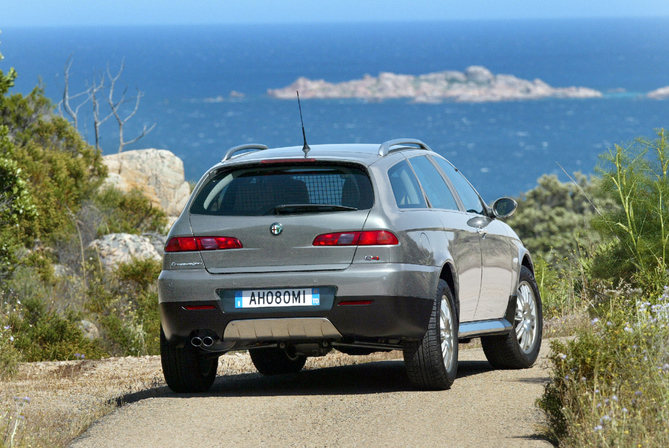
[1,54,106,275]
[113,257,161,355]
[507,172,609,266]
[592,129,669,295]
[84,257,161,356]
[92,187,167,236]
[0,50,166,363]
[1,268,107,362]
[9,298,106,361]
[0,146,38,273]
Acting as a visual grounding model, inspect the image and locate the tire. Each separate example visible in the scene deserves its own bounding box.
[249,347,307,375]
[160,326,218,393]
[403,279,459,390]
[481,266,543,369]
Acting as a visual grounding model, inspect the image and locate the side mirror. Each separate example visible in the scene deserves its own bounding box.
[491,197,517,219]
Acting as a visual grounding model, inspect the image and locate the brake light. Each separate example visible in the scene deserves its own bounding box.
[260,158,317,164]
[312,231,399,246]
[165,236,243,252]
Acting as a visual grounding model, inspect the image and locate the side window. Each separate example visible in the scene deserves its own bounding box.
[387,160,427,209]
[408,156,459,210]
[433,157,485,214]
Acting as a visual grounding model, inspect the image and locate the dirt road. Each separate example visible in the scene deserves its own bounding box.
[69,344,554,448]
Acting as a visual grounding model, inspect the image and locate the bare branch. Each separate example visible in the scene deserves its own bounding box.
[88,71,113,151]
[61,54,90,130]
[124,122,156,147]
[104,60,155,152]
[59,56,154,153]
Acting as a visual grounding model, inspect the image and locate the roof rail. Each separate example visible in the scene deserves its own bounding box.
[222,144,269,162]
[378,138,432,157]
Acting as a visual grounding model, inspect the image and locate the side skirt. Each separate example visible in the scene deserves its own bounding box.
[458,295,517,340]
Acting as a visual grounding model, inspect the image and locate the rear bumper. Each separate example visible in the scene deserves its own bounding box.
[160,295,433,347]
[159,263,437,347]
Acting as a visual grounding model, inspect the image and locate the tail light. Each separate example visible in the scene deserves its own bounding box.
[165,236,243,252]
[313,230,399,246]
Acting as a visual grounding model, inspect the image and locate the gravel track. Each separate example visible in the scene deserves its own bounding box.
[69,344,554,448]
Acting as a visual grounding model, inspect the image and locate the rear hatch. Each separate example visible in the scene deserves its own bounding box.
[188,161,374,274]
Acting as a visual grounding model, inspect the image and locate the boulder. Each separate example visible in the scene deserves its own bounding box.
[78,320,100,340]
[464,66,495,84]
[88,233,162,271]
[102,149,190,220]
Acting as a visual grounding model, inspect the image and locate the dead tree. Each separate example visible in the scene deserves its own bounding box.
[59,56,155,153]
[60,54,90,130]
[106,60,156,153]
[88,72,113,151]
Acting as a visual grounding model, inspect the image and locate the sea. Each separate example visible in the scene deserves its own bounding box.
[2,18,669,201]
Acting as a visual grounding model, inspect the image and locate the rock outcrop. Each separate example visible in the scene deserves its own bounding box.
[102,149,190,221]
[268,66,602,103]
[648,86,669,99]
[88,233,162,271]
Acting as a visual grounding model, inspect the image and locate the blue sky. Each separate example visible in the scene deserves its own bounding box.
[3,0,669,27]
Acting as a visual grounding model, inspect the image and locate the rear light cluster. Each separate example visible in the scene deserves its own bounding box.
[312,230,399,246]
[165,236,243,252]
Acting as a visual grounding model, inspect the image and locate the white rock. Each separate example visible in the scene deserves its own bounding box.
[88,233,162,271]
[465,66,495,84]
[102,149,190,220]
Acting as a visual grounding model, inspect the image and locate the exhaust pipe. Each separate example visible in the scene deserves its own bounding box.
[191,336,203,347]
[202,336,214,348]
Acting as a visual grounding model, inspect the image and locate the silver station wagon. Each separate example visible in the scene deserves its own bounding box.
[159,139,542,393]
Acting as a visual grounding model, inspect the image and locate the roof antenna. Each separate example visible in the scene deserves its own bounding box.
[297,91,311,158]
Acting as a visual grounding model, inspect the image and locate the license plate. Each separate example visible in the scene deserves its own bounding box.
[234,288,321,309]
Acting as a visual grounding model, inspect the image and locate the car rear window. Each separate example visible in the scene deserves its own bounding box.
[190,164,374,216]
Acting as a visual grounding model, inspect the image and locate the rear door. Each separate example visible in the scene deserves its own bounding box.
[432,156,514,321]
[188,162,374,274]
[406,155,483,323]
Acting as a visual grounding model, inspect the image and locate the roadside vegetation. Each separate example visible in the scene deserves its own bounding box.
[520,130,669,447]
[1,47,165,447]
[1,44,668,446]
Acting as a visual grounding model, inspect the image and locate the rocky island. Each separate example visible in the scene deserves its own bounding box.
[268,66,602,103]
[648,86,669,99]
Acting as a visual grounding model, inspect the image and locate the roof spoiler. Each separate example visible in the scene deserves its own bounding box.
[222,144,269,162]
[378,138,432,157]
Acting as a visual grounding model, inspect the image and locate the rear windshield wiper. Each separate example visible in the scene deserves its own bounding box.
[269,204,358,215]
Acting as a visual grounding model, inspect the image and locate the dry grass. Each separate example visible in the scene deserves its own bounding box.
[0,350,407,448]
[543,312,590,339]
[1,356,164,448]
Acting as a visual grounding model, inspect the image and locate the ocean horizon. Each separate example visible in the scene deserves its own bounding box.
[2,18,668,200]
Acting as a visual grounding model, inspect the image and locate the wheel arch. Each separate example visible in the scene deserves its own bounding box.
[439,261,459,317]
[521,252,534,274]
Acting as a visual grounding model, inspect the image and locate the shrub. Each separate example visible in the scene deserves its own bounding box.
[1,57,106,275]
[507,172,609,266]
[538,291,669,446]
[92,187,167,236]
[1,266,107,362]
[0,130,38,274]
[0,315,21,379]
[9,298,106,361]
[592,129,669,296]
[84,257,161,356]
